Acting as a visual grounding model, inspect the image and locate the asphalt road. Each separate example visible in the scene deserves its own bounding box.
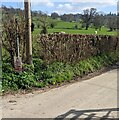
[1,68,119,119]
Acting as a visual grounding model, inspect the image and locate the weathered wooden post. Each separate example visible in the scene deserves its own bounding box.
[24,0,32,64]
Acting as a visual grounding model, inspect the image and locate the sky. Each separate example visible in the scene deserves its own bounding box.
[1,0,118,15]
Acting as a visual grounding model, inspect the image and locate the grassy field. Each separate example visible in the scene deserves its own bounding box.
[54,21,81,29]
[33,19,117,36]
[33,27,117,36]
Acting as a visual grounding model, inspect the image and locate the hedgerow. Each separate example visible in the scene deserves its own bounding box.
[2,51,119,92]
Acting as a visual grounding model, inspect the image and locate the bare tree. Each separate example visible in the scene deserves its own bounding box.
[81,8,97,30]
[2,7,26,67]
[40,14,48,34]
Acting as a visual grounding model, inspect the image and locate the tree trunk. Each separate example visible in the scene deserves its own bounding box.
[85,24,89,30]
[9,48,14,67]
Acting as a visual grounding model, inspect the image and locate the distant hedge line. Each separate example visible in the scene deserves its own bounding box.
[38,34,119,64]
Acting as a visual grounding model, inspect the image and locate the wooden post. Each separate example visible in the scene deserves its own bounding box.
[24,0,32,64]
[117,1,119,36]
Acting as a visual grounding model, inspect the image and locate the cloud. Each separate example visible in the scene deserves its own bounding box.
[31,0,51,2]
[2,0,117,15]
[57,4,63,8]
[31,0,54,8]
[68,0,117,5]
[46,2,54,7]
[56,3,101,15]
[57,3,73,10]
[2,0,118,6]
[54,3,81,15]
[64,4,73,10]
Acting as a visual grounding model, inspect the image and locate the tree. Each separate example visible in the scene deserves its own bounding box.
[31,22,35,32]
[40,14,48,34]
[61,14,74,22]
[93,14,104,30]
[81,8,97,30]
[106,16,117,31]
[2,8,26,67]
[74,24,78,29]
[51,12,59,19]
[50,22,57,29]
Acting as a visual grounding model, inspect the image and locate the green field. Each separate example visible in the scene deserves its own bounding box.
[33,20,117,36]
[54,21,81,29]
[33,27,117,36]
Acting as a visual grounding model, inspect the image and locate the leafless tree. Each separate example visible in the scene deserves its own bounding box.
[82,8,97,30]
[2,8,26,67]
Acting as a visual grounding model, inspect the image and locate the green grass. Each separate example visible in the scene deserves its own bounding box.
[33,18,117,36]
[33,17,79,29]
[54,21,81,29]
[33,27,117,36]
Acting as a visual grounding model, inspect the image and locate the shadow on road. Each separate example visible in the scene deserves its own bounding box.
[55,108,119,120]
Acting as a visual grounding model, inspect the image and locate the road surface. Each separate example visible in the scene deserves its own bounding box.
[1,68,119,119]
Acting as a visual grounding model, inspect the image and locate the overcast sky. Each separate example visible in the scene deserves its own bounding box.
[1,0,118,15]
